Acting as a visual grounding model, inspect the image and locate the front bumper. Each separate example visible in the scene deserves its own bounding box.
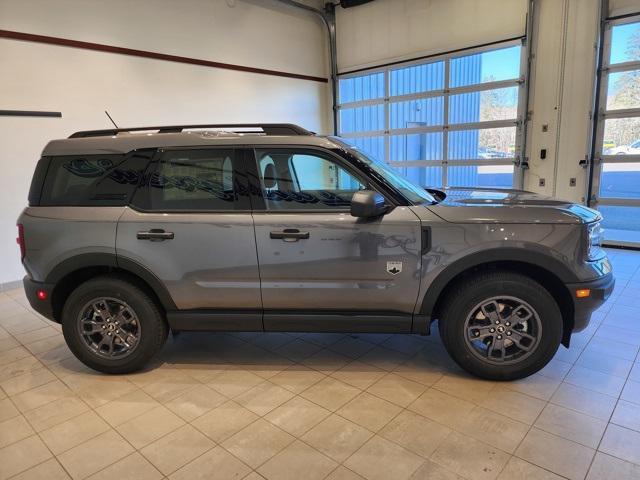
[566,272,615,333]
[23,276,56,322]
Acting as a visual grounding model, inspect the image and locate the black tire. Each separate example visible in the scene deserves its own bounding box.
[438,271,562,381]
[61,276,168,374]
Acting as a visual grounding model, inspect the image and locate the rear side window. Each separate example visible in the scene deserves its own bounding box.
[132,149,246,211]
[40,153,151,206]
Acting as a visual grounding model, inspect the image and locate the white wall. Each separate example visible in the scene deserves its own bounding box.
[0,0,329,284]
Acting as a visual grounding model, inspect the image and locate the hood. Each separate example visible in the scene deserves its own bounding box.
[424,187,601,224]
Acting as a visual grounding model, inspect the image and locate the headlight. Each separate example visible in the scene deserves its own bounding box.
[587,222,604,260]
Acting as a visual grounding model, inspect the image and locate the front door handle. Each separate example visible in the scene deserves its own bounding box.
[270,229,310,242]
[137,229,174,241]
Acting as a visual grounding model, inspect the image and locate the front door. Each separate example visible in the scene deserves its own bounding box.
[249,147,422,332]
[116,147,262,329]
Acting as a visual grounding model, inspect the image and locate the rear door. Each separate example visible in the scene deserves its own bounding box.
[249,147,422,332]
[116,147,262,327]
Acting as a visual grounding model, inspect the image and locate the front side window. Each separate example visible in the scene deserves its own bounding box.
[134,149,241,211]
[256,149,366,210]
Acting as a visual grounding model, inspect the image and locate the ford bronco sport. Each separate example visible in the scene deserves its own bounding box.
[18,123,614,380]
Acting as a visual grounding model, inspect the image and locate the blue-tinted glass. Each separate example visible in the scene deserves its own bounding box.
[602,118,640,155]
[448,127,516,160]
[339,105,384,134]
[342,136,385,162]
[606,70,640,110]
[392,166,443,187]
[390,61,444,96]
[390,97,444,129]
[449,87,518,124]
[599,205,640,243]
[390,133,443,161]
[599,163,640,199]
[610,22,640,64]
[339,73,384,103]
[447,165,514,188]
[450,46,521,88]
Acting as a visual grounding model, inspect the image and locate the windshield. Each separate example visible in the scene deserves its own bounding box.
[331,138,437,205]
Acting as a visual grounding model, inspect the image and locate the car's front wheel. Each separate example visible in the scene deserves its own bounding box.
[438,271,562,380]
[61,276,168,374]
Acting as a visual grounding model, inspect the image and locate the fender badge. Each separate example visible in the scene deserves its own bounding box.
[386,261,402,275]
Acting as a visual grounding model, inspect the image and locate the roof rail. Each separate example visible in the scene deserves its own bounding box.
[69,123,313,138]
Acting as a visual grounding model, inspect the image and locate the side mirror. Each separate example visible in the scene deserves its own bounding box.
[350,190,387,218]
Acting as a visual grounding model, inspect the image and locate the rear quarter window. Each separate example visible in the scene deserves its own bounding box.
[40,152,152,206]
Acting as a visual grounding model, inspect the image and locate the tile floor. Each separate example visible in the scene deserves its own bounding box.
[0,248,639,480]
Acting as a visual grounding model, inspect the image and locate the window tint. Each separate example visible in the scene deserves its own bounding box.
[136,149,240,211]
[256,149,365,210]
[40,153,150,206]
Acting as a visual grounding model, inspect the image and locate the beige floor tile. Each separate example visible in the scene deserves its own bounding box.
[480,386,546,425]
[392,349,448,387]
[326,466,366,480]
[564,365,626,397]
[433,374,496,404]
[534,403,607,448]
[140,370,200,403]
[243,473,268,480]
[269,365,326,394]
[551,382,617,421]
[14,327,60,346]
[599,424,640,465]
[576,350,634,378]
[301,349,352,374]
[94,389,160,427]
[0,435,52,480]
[0,415,34,448]
[0,347,35,371]
[0,337,20,354]
[164,384,226,422]
[23,396,89,432]
[116,405,185,449]
[0,397,19,422]
[302,414,373,463]
[0,367,56,396]
[431,432,510,480]
[409,459,462,479]
[515,428,595,480]
[12,379,72,413]
[206,369,264,398]
[86,452,162,480]
[408,388,475,426]
[273,338,323,362]
[379,410,450,458]
[264,396,330,436]
[537,358,572,381]
[24,335,66,356]
[72,377,139,409]
[300,376,360,411]
[337,392,402,432]
[366,373,426,407]
[329,336,376,359]
[0,355,41,383]
[140,424,214,475]
[331,361,387,390]
[381,335,426,356]
[41,410,111,455]
[57,430,134,480]
[192,400,259,443]
[10,458,70,480]
[504,373,561,401]
[455,406,530,454]
[221,418,294,469]
[344,435,424,480]
[234,381,294,416]
[586,452,640,480]
[496,457,564,480]
[358,346,410,371]
[169,446,252,480]
[298,333,345,347]
[258,440,337,480]
[612,399,640,433]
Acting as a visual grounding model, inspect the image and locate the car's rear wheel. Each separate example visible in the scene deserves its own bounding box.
[438,271,562,380]
[62,276,168,374]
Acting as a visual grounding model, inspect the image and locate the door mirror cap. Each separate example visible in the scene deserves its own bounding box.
[350,190,387,218]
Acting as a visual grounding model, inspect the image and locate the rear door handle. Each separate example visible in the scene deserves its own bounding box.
[270,229,310,242]
[137,229,174,241]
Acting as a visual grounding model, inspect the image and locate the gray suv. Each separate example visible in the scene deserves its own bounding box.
[18,123,614,380]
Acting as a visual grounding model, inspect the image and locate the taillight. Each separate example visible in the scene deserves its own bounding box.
[16,224,25,261]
